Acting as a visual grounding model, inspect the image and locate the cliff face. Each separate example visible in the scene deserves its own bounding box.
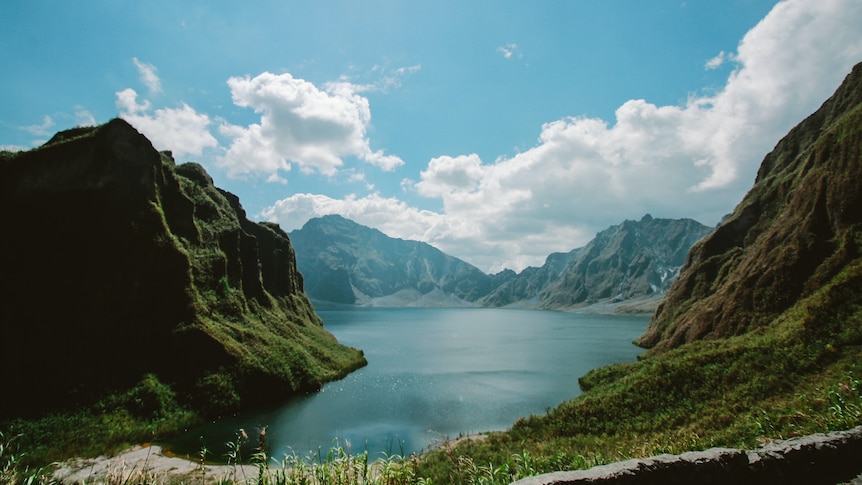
[478,248,583,308]
[0,119,365,418]
[481,216,712,310]
[290,214,711,311]
[290,214,493,305]
[638,62,862,351]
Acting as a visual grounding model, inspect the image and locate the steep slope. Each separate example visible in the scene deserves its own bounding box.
[0,119,365,419]
[478,248,583,307]
[292,214,711,310]
[638,62,862,352]
[533,215,712,309]
[290,215,493,305]
[419,64,862,483]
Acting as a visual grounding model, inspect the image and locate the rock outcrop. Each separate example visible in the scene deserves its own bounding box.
[638,62,862,351]
[511,426,862,485]
[0,119,365,418]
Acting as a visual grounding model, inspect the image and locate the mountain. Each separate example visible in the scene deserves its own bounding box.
[289,214,494,306]
[0,119,365,419]
[480,215,712,310]
[478,248,583,308]
[638,61,862,352]
[533,215,713,310]
[291,214,711,312]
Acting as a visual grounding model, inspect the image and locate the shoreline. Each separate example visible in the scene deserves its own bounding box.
[52,433,493,484]
[52,443,260,484]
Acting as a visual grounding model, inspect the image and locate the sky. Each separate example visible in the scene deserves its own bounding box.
[2,0,862,273]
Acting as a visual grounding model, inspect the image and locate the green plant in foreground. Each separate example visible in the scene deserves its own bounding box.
[1,431,48,485]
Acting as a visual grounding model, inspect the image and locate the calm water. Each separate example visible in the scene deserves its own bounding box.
[168,308,647,459]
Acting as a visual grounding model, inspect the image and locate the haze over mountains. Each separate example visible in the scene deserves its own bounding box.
[289,214,713,312]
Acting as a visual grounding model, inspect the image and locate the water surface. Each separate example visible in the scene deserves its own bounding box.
[170,308,647,459]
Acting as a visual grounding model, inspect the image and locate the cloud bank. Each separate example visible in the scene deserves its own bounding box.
[264,0,862,272]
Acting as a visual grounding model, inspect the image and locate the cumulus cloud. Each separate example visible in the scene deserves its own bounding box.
[262,192,447,241]
[115,88,218,158]
[133,57,162,94]
[266,0,862,272]
[218,72,404,180]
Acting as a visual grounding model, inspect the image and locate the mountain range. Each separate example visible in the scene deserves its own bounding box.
[289,213,713,312]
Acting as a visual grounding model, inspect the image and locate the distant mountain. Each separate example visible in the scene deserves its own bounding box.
[289,215,493,306]
[482,215,713,311]
[638,61,862,352]
[477,248,583,308]
[290,214,712,311]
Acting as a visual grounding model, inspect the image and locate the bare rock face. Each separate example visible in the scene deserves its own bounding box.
[0,119,365,418]
[532,215,712,309]
[512,426,862,485]
[289,214,495,305]
[290,214,711,310]
[638,62,862,351]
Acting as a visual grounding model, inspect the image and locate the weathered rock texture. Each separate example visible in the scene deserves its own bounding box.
[639,62,862,351]
[528,215,712,309]
[290,214,495,305]
[290,214,711,311]
[511,426,862,485]
[0,119,365,418]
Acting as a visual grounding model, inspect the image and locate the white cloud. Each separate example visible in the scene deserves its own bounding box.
[705,50,732,70]
[218,72,404,180]
[74,107,96,127]
[115,88,217,158]
[133,57,162,94]
[497,43,521,59]
[22,115,54,136]
[268,0,862,272]
[262,192,447,241]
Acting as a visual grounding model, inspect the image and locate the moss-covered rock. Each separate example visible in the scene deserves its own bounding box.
[0,119,365,419]
[639,62,862,352]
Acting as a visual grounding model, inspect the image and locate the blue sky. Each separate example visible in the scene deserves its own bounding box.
[2,1,862,272]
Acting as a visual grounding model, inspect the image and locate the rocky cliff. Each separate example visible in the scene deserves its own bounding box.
[477,249,583,308]
[289,214,494,305]
[0,119,365,418]
[638,62,862,351]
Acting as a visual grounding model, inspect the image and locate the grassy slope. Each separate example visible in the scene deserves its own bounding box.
[418,88,862,482]
[0,122,366,469]
[419,251,862,482]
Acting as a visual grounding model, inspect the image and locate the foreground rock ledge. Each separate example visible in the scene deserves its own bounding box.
[511,426,862,485]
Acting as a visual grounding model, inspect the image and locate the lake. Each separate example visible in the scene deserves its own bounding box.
[168,308,647,460]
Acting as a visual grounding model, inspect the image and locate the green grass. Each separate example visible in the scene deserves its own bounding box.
[416,255,862,483]
[3,257,861,483]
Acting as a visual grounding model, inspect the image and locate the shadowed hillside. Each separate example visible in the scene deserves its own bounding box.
[0,119,365,420]
[639,62,862,352]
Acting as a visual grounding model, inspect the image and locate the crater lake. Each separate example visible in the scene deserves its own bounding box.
[168,308,648,460]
